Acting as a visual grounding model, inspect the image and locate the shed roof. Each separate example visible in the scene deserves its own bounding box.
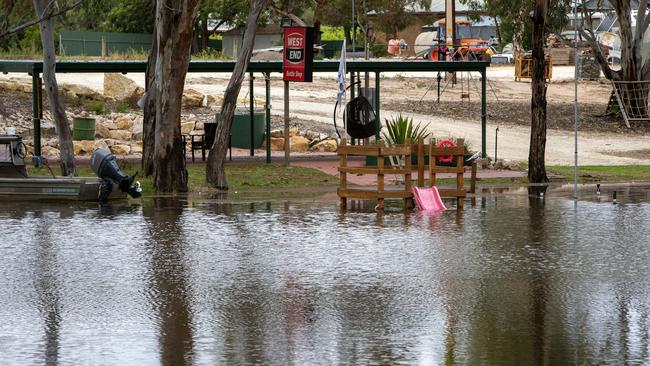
[222,24,282,36]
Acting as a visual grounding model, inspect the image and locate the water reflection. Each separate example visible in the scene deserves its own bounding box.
[33,212,61,366]
[528,185,548,366]
[143,198,194,365]
[1,193,650,364]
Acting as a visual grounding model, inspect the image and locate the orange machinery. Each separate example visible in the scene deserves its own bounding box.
[414,19,492,61]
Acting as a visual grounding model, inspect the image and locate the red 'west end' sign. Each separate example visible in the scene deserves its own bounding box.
[283,27,313,82]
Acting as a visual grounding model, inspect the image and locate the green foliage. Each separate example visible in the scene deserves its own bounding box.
[114,102,129,114]
[87,100,107,115]
[369,0,432,39]
[17,27,41,52]
[370,43,389,57]
[460,0,570,50]
[321,26,362,41]
[191,47,228,60]
[100,0,155,34]
[382,113,431,145]
[321,26,346,41]
[32,162,337,195]
[63,0,114,31]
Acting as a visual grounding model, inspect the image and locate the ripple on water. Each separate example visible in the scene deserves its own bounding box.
[0,195,650,364]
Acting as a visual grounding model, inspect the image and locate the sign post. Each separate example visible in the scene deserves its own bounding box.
[282,26,314,166]
[283,27,314,82]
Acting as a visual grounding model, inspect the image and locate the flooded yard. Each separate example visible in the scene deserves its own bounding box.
[1,189,650,365]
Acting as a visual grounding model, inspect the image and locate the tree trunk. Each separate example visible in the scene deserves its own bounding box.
[582,0,650,119]
[493,16,501,44]
[616,0,648,118]
[201,17,209,50]
[512,6,527,54]
[313,0,326,47]
[528,0,549,183]
[191,19,200,53]
[142,35,157,176]
[33,0,75,176]
[344,25,352,46]
[206,0,270,189]
[152,0,199,192]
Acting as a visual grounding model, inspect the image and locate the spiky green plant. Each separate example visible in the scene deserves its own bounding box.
[382,113,431,145]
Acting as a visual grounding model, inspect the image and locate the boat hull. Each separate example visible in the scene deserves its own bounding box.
[0,177,126,201]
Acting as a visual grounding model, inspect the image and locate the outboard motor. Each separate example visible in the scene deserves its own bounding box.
[91,149,141,202]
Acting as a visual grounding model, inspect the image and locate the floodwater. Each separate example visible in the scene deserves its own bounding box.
[1,187,650,365]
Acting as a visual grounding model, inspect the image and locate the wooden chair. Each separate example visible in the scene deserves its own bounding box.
[186,122,231,162]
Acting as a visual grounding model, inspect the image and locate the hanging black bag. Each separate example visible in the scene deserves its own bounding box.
[344,95,377,139]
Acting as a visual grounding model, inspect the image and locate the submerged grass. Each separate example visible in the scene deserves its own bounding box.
[547,165,650,183]
[27,160,650,200]
[28,162,338,196]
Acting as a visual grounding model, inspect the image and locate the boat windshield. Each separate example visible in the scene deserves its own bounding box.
[439,24,474,41]
[0,144,12,163]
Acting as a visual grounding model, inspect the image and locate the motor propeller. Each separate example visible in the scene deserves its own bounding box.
[90,149,142,202]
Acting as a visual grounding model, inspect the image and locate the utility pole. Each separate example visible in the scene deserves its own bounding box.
[445,0,455,48]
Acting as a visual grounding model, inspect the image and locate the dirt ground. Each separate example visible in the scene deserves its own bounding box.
[2,65,650,165]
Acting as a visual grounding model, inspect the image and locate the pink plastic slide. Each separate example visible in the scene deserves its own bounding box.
[412,187,447,212]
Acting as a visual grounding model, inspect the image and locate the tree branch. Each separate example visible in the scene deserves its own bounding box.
[580,27,618,80]
[635,0,648,47]
[269,3,306,26]
[0,0,82,39]
[642,56,650,81]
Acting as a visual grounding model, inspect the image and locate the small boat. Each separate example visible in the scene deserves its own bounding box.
[0,135,140,202]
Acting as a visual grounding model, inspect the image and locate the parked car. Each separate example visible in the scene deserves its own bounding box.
[491,53,514,64]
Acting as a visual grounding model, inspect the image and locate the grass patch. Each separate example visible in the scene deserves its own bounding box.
[410,176,527,187]
[86,100,107,115]
[547,165,650,183]
[114,102,130,114]
[28,162,338,196]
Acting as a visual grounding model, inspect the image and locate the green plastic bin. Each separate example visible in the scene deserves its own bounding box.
[72,117,96,140]
[231,109,265,149]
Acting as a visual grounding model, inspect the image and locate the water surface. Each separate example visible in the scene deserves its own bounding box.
[1,190,650,365]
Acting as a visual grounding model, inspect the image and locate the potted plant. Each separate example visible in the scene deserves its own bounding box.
[382,113,430,167]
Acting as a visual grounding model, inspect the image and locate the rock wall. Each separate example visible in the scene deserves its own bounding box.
[1,76,340,159]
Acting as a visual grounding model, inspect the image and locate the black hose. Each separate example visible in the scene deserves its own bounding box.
[333,81,361,139]
[15,142,26,159]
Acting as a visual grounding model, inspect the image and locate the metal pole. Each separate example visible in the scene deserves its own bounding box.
[481,70,487,157]
[375,72,381,139]
[573,0,579,199]
[363,0,369,90]
[350,72,356,145]
[250,72,255,157]
[352,0,355,60]
[31,68,41,159]
[265,72,271,164]
[437,72,441,103]
[494,126,499,163]
[284,80,290,167]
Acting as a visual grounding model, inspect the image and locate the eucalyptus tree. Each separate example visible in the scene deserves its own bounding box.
[32,0,80,176]
[151,0,200,192]
[529,0,550,183]
[580,0,650,120]
[206,0,271,189]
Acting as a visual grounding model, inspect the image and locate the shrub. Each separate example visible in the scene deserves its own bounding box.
[115,102,129,114]
[87,100,107,115]
[382,113,431,145]
[370,43,389,58]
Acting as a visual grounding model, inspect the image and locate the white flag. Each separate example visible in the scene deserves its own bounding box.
[336,39,346,105]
